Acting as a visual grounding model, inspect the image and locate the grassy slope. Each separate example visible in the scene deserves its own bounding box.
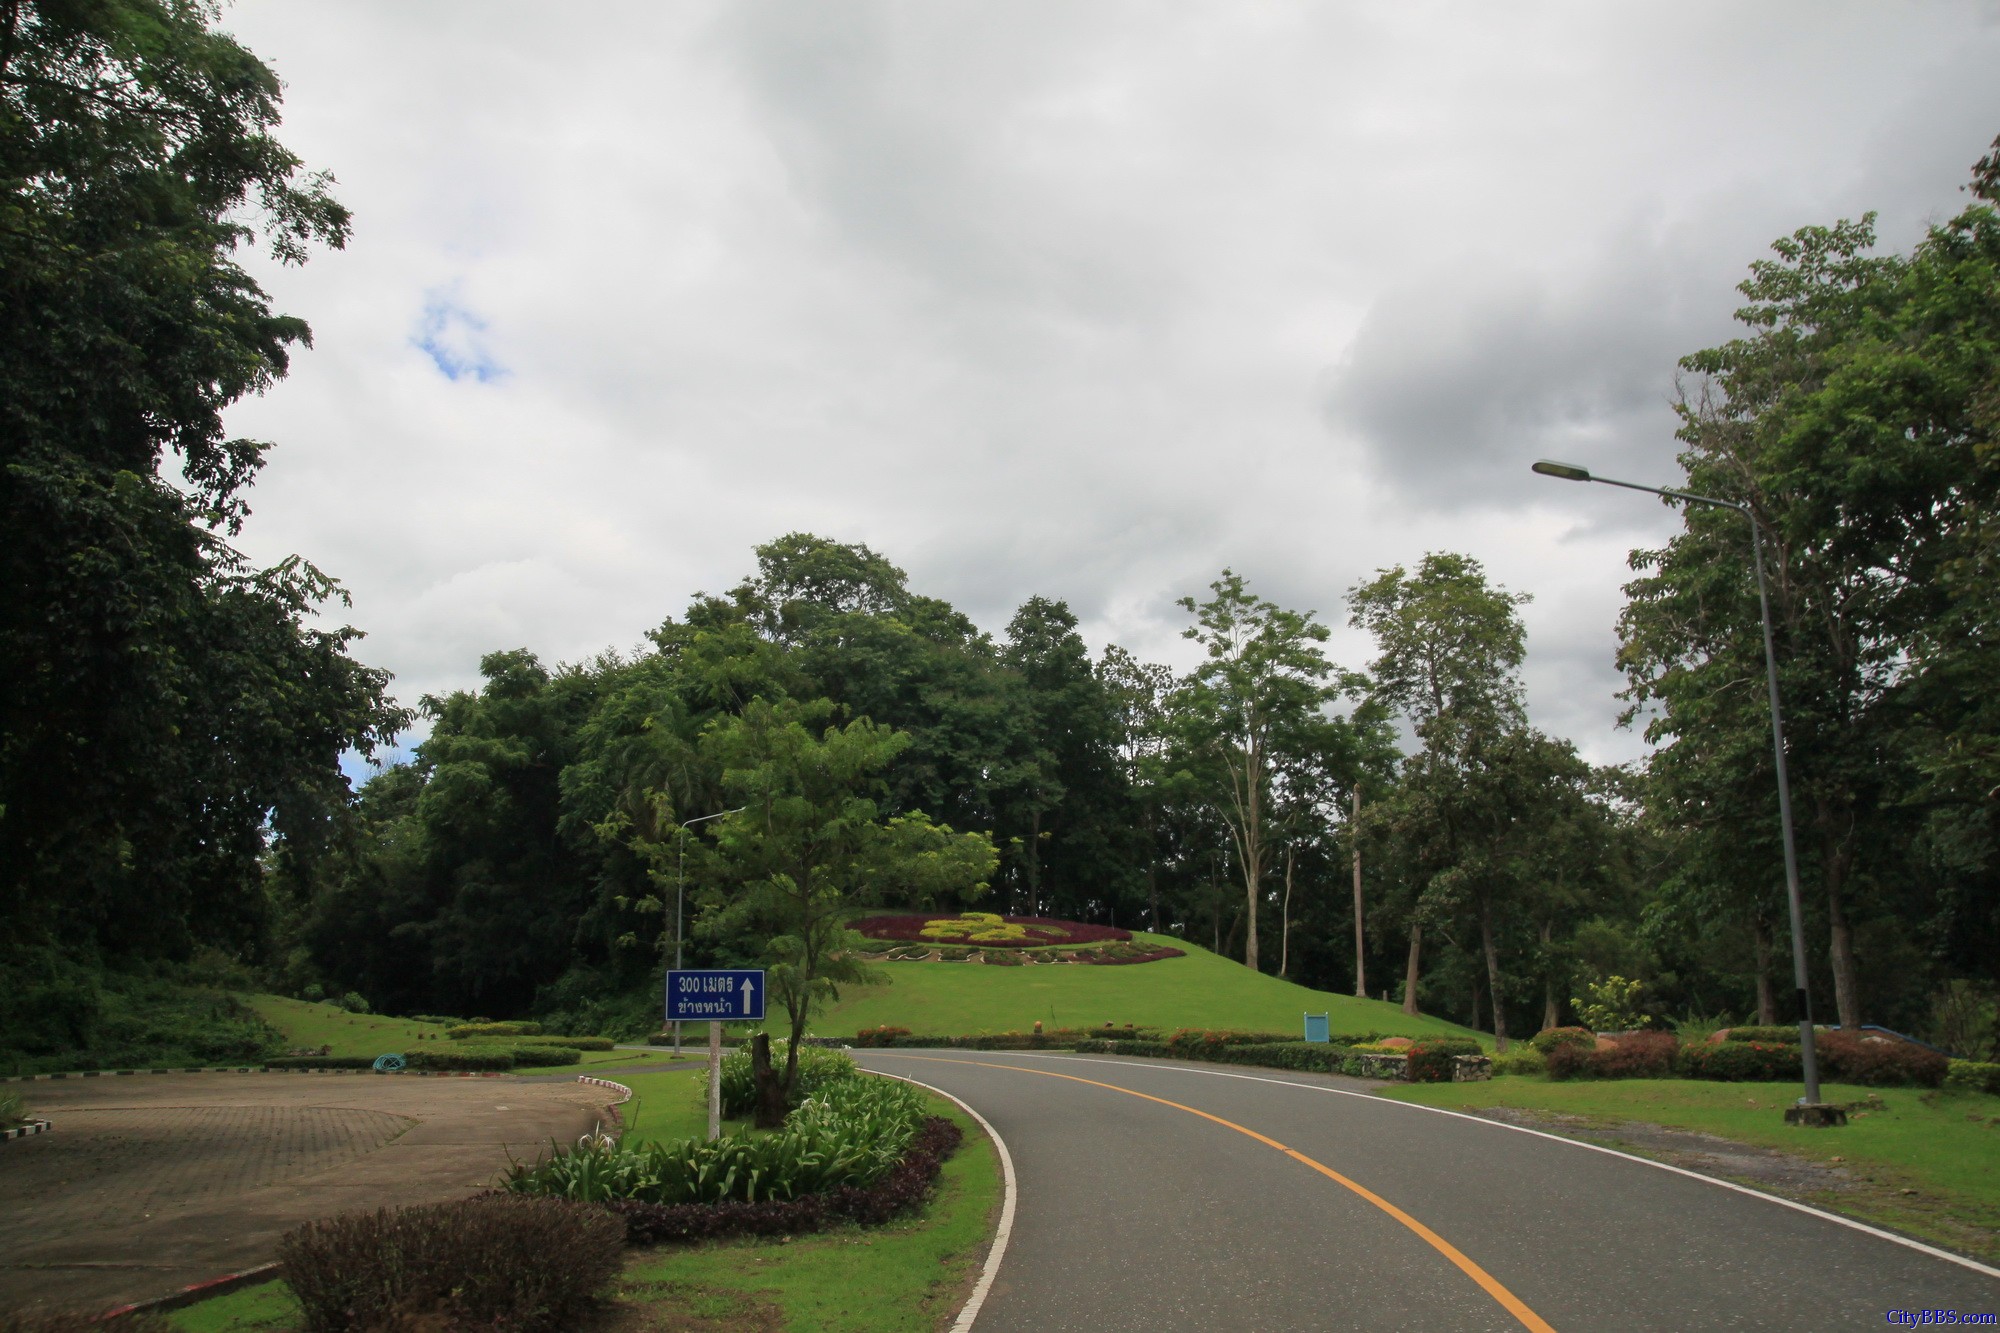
[169,1069,1002,1333]
[818,933,1479,1041]
[243,994,681,1075]
[1384,1076,2000,1262]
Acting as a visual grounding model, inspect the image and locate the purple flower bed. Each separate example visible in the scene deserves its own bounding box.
[608,1116,963,1245]
[852,914,1132,947]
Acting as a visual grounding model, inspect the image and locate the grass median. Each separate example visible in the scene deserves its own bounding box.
[1381,1075,2000,1262]
[167,1066,999,1332]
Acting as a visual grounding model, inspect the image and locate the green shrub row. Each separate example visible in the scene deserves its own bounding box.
[1527,1027,1595,1054]
[1946,1059,2000,1094]
[447,1021,543,1040]
[848,1025,1163,1050]
[1074,1036,1483,1084]
[278,1195,622,1333]
[714,1043,858,1117]
[516,1035,614,1051]
[266,1055,379,1070]
[506,1071,927,1205]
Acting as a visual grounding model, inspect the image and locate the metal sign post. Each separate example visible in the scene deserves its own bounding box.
[666,969,766,1142]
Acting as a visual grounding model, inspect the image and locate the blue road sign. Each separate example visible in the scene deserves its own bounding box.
[666,969,766,1022]
[1303,1012,1330,1044]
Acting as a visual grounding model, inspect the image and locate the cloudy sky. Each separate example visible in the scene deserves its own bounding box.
[215,1,2000,769]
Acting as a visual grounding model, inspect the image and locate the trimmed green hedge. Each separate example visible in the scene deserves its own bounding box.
[405,1048,516,1072]
[1678,1041,1799,1082]
[517,1036,614,1051]
[1723,1025,1805,1044]
[448,1022,544,1040]
[505,1046,584,1068]
[1408,1039,1483,1082]
[1528,1027,1595,1054]
[1947,1060,2000,1094]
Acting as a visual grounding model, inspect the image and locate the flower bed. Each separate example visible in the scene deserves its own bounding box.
[852,911,1132,948]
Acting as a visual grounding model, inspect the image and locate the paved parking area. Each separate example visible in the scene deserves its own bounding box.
[0,1071,621,1317]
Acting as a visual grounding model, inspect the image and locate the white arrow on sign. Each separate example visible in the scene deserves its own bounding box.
[741,977,756,1010]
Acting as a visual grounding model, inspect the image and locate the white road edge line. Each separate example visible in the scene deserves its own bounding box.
[973,1050,2000,1282]
[868,1068,1018,1332]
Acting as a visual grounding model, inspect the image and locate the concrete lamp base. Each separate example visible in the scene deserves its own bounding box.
[1784,1103,1849,1128]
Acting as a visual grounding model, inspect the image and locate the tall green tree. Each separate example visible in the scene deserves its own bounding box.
[1173,571,1351,973]
[1,0,403,993]
[700,698,995,1121]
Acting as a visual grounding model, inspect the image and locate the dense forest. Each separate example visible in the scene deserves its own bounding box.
[5,2,1997,1063]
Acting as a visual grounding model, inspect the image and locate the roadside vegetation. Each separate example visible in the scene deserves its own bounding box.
[164,1067,1000,1333]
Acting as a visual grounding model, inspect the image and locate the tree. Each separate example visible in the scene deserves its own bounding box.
[1622,189,2000,1027]
[700,698,995,1123]
[1173,571,1350,973]
[1,0,403,992]
[1349,552,1530,1028]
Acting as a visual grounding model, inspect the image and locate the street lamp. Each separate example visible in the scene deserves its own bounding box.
[672,806,744,1054]
[1531,459,1837,1123]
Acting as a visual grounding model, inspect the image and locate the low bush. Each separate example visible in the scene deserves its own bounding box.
[1164,1029,1305,1057]
[1529,1026,1596,1055]
[405,1047,516,1072]
[0,1091,25,1126]
[277,1195,623,1333]
[1817,1031,1947,1087]
[448,1021,543,1040]
[506,1045,585,1067]
[610,1115,963,1245]
[524,1035,615,1051]
[1490,1047,1547,1076]
[981,950,1027,966]
[265,1055,378,1070]
[1678,1041,1800,1082]
[508,1074,927,1205]
[1723,1025,1805,1044]
[407,1014,464,1026]
[716,1042,858,1116]
[1946,1059,2000,1094]
[1408,1038,1483,1083]
[1547,1031,1680,1080]
[337,992,371,1014]
[850,1025,913,1047]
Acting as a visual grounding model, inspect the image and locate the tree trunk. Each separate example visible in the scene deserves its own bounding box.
[1539,919,1558,1031]
[1402,922,1422,1016]
[1027,809,1042,918]
[1242,786,1262,973]
[1479,891,1508,1052]
[1351,786,1367,999]
[749,1032,787,1130]
[1279,844,1294,978]
[1752,911,1776,1026]
[1146,817,1161,933]
[1469,970,1484,1033]
[1825,858,1860,1029]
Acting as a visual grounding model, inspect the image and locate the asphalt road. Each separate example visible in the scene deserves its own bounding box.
[854,1050,2000,1332]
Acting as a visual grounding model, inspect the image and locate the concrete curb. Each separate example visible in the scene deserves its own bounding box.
[576,1075,634,1106]
[99,1261,284,1322]
[2,1118,51,1142]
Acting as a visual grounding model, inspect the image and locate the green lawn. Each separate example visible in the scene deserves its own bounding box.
[244,994,682,1075]
[817,933,1478,1041]
[169,1068,1002,1333]
[1383,1076,2000,1261]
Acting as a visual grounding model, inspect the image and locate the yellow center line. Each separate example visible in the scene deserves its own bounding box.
[879,1052,1557,1333]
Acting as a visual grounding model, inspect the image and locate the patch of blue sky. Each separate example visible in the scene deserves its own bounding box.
[412,287,506,383]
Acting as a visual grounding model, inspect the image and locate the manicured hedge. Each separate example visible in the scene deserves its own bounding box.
[266,1055,378,1070]
[1678,1041,1800,1082]
[513,1036,613,1051]
[1818,1031,1946,1087]
[507,1045,585,1067]
[1723,1025,1805,1044]
[1547,1031,1680,1080]
[1947,1060,2000,1094]
[1528,1026,1595,1054]
[847,1027,1164,1050]
[1408,1039,1483,1083]
[448,1022,543,1040]
[405,1048,516,1072]
[851,913,1132,948]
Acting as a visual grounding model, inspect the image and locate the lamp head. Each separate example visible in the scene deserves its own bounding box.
[1531,459,1593,482]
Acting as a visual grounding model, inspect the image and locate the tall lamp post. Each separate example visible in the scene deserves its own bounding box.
[1531,460,1837,1123]
[672,807,744,1054]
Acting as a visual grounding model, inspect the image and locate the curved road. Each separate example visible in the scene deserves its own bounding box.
[855,1050,2000,1331]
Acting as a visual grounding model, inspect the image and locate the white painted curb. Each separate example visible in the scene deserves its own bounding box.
[867,1069,1018,1332]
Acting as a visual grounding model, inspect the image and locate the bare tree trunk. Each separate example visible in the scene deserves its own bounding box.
[1027,808,1042,918]
[1752,911,1776,1026]
[1469,971,1484,1033]
[1823,829,1861,1028]
[1242,765,1262,973]
[1351,786,1367,999]
[1146,812,1161,933]
[1539,919,1559,1031]
[1279,844,1294,977]
[749,1032,786,1130]
[1479,891,1508,1052]
[1402,922,1423,1016]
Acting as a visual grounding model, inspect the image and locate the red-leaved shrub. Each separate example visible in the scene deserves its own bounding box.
[1546,1030,1680,1080]
[1817,1031,1948,1087]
